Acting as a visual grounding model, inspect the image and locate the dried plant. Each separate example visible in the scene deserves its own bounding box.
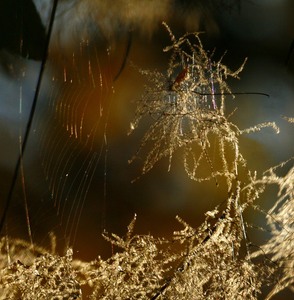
[128,22,278,189]
[249,160,294,299]
[0,245,81,299]
[0,175,293,299]
[149,184,264,300]
[77,215,173,299]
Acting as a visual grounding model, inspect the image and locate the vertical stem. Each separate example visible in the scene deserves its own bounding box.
[0,0,59,234]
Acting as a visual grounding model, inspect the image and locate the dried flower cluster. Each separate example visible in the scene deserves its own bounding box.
[128,23,278,189]
[0,167,293,299]
[0,209,262,299]
[0,245,81,299]
[249,161,294,299]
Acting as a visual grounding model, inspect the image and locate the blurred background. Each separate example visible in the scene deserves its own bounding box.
[0,0,293,297]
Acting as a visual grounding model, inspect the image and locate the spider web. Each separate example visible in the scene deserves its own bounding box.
[1,0,196,259]
[35,41,113,246]
[0,1,126,256]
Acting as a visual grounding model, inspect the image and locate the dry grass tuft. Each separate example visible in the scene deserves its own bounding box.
[128,23,278,190]
[0,245,81,299]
